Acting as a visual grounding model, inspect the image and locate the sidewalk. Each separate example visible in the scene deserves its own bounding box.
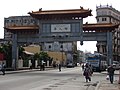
[96,70,120,90]
[96,80,120,90]
[101,70,119,75]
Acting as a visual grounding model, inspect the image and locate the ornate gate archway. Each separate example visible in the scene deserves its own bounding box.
[5,7,119,70]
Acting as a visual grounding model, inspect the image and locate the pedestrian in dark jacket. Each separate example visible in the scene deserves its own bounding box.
[58,63,61,72]
[82,64,84,71]
[83,63,92,82]
[1,62,6,75]
[107,65,115,84]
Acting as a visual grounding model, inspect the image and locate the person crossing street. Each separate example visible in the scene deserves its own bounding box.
[83,63,93,82]
[1,62,6,75]
[58,63,61,72]
[107,65,115,84]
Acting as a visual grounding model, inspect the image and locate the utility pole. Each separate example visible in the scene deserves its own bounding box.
[60,42,63,62]
[118,69,120,84]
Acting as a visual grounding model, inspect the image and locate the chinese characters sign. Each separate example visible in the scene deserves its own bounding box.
[51,24,71,32]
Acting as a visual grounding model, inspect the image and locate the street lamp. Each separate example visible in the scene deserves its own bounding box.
[118,67,120,84]
[60,43,63,64]
[61,45,63,59]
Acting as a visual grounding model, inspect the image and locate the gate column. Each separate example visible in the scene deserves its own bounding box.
[12,33,18,70]
[80,18,83,45]
[107,31,113,66]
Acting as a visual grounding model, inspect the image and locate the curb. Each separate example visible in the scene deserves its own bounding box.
[101,73,119,75]
[95,81,101,90]
[101,70,119,75]
[5,68,56,74]
[5,69,39,74]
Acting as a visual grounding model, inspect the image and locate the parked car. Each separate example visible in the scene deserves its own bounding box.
[67,63,75,68]
[113,61,120,70]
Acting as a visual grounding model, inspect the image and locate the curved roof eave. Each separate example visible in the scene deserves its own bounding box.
[28,8,92,19]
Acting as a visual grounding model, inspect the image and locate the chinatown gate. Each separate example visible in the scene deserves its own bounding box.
[5,7,119,70]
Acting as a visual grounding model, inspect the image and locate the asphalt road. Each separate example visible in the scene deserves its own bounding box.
[0,67,118,90]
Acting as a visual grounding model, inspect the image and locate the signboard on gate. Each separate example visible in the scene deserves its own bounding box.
[51,24,71,32]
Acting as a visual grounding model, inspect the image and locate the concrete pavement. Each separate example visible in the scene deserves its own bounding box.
[96,80,120,90]
[0,67,98,90]
[1,67,120,90]
[96,70,120,90]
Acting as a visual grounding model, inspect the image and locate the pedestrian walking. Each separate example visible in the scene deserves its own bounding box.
[83,63,93,82]
[1,62,6,75]
[89,64,93,74]
[0,64,2,71]
[40,60,45,71]
[58,63,61,72]
[107,65,115,84]
[82,64,84,71]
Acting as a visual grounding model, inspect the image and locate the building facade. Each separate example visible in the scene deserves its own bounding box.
[96,5,120,62]
[4,16,37,40]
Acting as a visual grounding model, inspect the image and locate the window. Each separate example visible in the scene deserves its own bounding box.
[16,20,18,23]
[108,11,111,15]
[60,45,63,48]
[97,18,99,22]
[24,19,27,23]
[11,20,14,23]
[6,20,9,23]
[102,18,107,21]
[49,45,51,48]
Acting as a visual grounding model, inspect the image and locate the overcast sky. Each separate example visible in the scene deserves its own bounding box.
[0,0,119,53]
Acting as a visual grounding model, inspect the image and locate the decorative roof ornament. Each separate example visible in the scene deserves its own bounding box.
[80,6,83,10]
[39,8,42,11]
[107,3,108,7]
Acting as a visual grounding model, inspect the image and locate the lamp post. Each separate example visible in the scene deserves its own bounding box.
[60,42,63,65]
[118,67,120,84]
